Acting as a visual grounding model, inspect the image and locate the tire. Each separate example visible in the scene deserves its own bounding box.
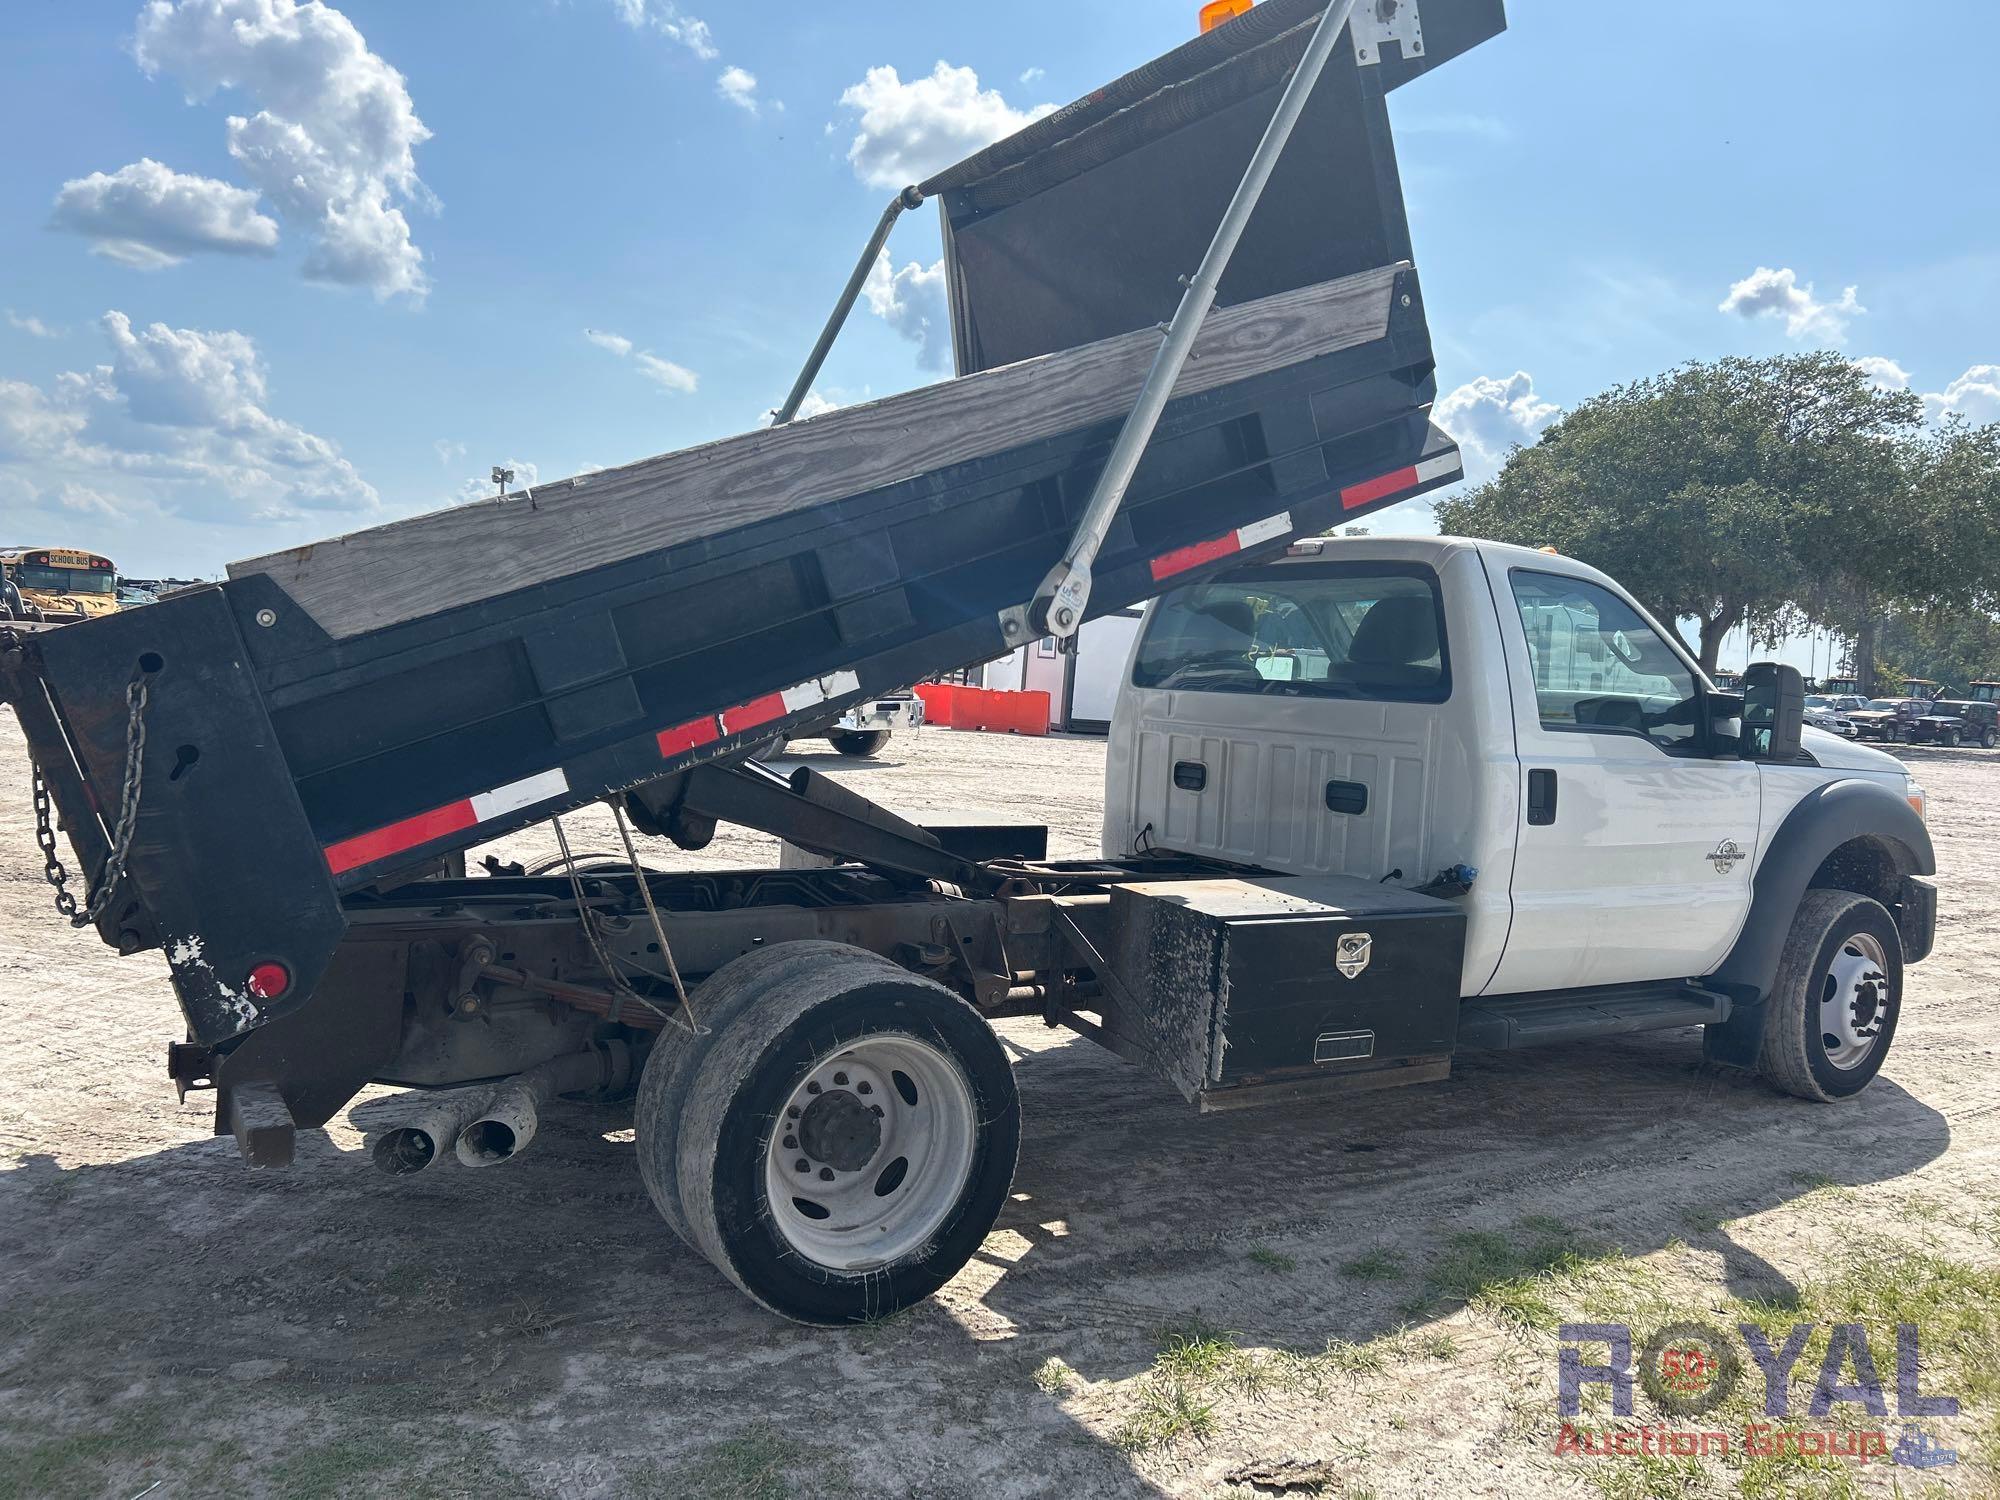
[1982,727,1997,751]
[635,942,862,1248]
[1945,728,1962,748]
[671,944,1019,1323]
[1756,890,1903,1102]
[827,728,891,758]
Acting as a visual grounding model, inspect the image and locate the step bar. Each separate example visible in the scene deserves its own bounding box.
[1456,983,1734,1052]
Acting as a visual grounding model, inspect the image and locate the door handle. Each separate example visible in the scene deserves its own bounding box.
[1527,768,1558,826]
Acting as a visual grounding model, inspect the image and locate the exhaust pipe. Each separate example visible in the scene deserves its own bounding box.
[455,1042,631,1169]
[371,1087,496,1176]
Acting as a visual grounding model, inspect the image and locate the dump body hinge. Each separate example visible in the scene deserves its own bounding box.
[1352,0,1423,65]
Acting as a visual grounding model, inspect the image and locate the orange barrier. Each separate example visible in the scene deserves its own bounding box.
[915,684,1050,735]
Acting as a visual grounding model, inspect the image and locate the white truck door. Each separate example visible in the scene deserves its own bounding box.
[1480,558,1761,995]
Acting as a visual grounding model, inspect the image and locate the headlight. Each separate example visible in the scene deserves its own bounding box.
[1905,775,1927,823]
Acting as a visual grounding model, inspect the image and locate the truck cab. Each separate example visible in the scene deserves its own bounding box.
[1106,536,1934,1089]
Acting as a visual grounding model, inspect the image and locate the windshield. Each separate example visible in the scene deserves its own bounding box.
[1868,700,1902,711]
[1805,696,1831,709]
[11,565,116,595]
[1131,563,1449,702]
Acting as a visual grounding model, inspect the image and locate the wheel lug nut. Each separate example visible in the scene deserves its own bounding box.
[783,1135,798,1150]
[833,1071,849,1086]
[819,1167,835,1182]
[806,1081,821,1095]
[786,1105,800,1118]
[857,1081,872,1094]
[795,1158,810,1173]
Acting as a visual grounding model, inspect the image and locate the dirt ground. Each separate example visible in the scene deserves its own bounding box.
[2,717,1997,1500]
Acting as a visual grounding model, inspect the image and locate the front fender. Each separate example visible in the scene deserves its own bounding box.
[1703,778,1934,1067]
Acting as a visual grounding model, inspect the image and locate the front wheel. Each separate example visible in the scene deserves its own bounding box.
[1756,890,1902,1101]
[1982,727,1997,750]
[827,728,891,757]
[647,943,1018,1323]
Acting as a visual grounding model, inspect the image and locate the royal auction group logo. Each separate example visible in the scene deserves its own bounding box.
[1556,1321,1959,1469]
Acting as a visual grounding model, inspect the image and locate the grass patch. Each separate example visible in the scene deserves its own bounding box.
[1416,1219,1645,1332]
[1247,1244,1297,1273]
[1339,1247,1407,1282]
[1031,1357,1074,1395]
[1114,1377,1217,1453]
[626,1425,833,1500]
[1575,1452,1709,1500]
[1152,1314,1241,1383]
[1680,1206,1725,1235]
[0,1407,178,1500]
[1576,1238,2000,1499]
[269,1434,426,1500]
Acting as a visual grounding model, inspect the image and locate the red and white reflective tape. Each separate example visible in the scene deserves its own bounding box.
[1148,511,1294,582]
[323,766,570,876]
[1339,451,1462,511]
[661,669,865,753]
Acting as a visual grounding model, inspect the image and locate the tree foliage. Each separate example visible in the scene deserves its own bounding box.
[1434,353,2000,681]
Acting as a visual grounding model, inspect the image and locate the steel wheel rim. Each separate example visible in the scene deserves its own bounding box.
[763,1032,976,1272]
[1818,930,1891,1070]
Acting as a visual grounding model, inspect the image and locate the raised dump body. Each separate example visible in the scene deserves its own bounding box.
[0,0,1500,1056]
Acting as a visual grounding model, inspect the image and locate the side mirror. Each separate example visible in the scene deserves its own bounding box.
[1740,661,1805,760]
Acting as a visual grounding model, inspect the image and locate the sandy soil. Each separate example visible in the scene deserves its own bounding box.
[1,719,1995,1499]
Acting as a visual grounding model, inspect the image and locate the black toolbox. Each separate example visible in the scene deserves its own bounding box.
[1099,875,1464,1109]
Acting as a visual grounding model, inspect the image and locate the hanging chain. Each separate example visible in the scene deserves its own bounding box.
[33,669,150,929]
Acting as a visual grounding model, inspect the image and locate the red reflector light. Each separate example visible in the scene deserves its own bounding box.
[247,962,291,1000]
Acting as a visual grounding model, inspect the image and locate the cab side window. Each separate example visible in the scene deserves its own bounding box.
[1509,572,1700,752]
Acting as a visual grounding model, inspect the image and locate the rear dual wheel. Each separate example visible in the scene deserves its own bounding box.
[635,942,1018,1323]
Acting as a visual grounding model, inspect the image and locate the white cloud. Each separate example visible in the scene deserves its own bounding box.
[1853,356,1911,392]
[1019,66,1045,85]
[50,158,280,269]
[458,456,539,505]
[612,1,717,60]
[1434,371,1559,468]
[863,251,950,371]
[717,65,759,115]
[585,326,698,394]
[1718,266,1863,342]
[56,482,127,519]
[634,353,699,393]
[759,389,841,427]
[6,311,63,340]
[132,0,433,301]
[1925,365,2000,427]
[839,62,1054,190]
[0,310,377,524]
[433,437,465,466]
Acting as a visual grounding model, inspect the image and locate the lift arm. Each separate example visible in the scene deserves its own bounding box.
[999,0,1362,646]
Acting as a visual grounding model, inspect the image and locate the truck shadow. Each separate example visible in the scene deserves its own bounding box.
[0,1019,1949,1497]
[981,1017,1951,1383]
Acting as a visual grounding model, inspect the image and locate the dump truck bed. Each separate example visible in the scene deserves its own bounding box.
[0,0,1497,1053]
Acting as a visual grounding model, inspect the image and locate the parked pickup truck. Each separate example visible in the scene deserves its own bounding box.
[1106,534,1933,1103]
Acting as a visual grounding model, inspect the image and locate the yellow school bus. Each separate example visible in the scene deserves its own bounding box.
[0,547,121,620]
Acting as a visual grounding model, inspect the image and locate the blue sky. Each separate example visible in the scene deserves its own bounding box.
[2,0,1996,613]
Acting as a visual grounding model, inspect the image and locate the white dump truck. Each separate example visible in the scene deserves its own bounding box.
[0,0,1937,1325]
